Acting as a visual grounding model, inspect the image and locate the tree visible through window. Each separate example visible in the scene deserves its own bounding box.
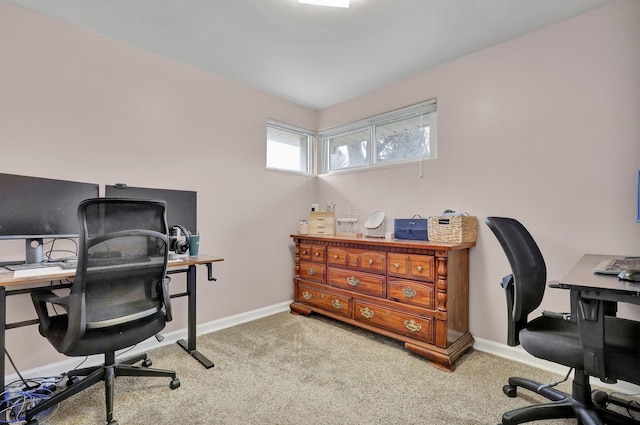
[375,117,431,165]
[318,99,436,174]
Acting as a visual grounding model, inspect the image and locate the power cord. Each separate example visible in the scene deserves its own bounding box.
[536,368,573,392]
[1,384,59,424]
[595,390,640,420]
[3,349,71,423]
[44,238,78,263]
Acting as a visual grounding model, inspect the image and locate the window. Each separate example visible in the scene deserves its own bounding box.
[266,120,314,174]
[328,128,369,171]
[318,99,436,174]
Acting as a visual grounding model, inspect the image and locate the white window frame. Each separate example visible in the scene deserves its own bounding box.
[317,99,437,174]
[266,119,315,175]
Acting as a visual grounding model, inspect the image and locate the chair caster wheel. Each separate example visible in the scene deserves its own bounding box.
[503,384,517,398]
[142,359,152,367]
[170,378,180,390]
[592,390,608,408]
[67,376,80,387]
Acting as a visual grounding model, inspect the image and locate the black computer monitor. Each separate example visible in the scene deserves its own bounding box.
[0,173,99,263]
[104,184,197,234]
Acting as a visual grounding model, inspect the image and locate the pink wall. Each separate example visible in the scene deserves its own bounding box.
[0,1,317,371]
[317,0,640,343]
[0,0,639,373]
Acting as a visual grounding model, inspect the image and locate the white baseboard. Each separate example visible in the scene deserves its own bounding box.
[7,301,292,383]
[11,301,640,396]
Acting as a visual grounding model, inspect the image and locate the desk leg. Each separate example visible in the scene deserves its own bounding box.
[0,286,7,400]
[576,292,607,380]
[177,265,214,369]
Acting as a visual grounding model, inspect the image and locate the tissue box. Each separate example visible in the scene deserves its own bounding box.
[394,216,428,240]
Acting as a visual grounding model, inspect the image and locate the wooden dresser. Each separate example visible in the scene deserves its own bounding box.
[290,234,475,371]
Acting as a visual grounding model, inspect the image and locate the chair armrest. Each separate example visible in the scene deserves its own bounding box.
[30,289,71,336]
[500,274,525,346]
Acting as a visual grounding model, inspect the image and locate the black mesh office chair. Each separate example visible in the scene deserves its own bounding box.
[485,217,640,425]
[25,198,180,425]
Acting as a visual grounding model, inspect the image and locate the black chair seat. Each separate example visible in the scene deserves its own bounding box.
[43,312,166,357]
[520,316,583,369]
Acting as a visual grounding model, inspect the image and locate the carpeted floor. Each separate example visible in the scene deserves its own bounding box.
[40,312,608,424]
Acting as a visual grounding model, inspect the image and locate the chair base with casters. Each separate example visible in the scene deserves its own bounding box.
[24,350,180,425]
[499,369,640,425]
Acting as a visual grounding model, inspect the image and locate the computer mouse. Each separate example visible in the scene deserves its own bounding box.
[618,269,640,282]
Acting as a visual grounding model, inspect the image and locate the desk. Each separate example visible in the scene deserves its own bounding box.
[0,255,223,394]
[553,254,640,380]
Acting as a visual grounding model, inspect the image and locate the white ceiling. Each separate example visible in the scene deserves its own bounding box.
[9,0,616,109]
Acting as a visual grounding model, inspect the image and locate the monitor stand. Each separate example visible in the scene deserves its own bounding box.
[25,238,44,264]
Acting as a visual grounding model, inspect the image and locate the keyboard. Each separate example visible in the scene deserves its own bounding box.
[5,261,76,277]
[5,262,61,271]
[594,257,640,275]
[88,255,151,267]
[12,266,70,278]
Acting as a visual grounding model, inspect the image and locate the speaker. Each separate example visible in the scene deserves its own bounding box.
[170,225,191,254]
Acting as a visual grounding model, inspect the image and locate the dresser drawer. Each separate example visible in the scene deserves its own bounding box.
[388,278,434,309]
[327,268,385,298]
[330,246,386,274]
[388,253,435,282]
[299,261,326,283]
[353,300,434,344]
[359,251,386,273]
[300,244,326,263]
[298,283,351,318]
[327,247,348,268]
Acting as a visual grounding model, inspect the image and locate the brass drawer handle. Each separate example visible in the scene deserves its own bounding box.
[401,288,417,298]
[404,319,422,333]
[347,276,360,286]
[332,300,344,310]
[302,291,312,300]
[334,254,339,259]
[315,252,321,257]
[302,250,308,255]
[308,268,315,276]
[360,307,374,319]
[368,259,374,265]
[394,263,399,269]
[416,265,423,272]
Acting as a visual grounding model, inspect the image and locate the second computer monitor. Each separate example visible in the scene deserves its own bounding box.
[104,185,197,234]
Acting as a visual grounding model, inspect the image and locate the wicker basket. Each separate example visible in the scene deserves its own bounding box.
[427,216,477,243]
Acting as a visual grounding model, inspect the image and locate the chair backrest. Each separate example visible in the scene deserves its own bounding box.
[75,198,170,329]
[485,217,547,345]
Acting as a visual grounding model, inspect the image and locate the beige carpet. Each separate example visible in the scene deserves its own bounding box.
[42,312,605,424]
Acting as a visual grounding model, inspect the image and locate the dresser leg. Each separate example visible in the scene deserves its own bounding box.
[405,332,475,372]
[290,302,312,316]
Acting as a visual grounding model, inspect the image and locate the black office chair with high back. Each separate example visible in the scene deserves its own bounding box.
[25,198,180,425]
[485,216,640,425]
